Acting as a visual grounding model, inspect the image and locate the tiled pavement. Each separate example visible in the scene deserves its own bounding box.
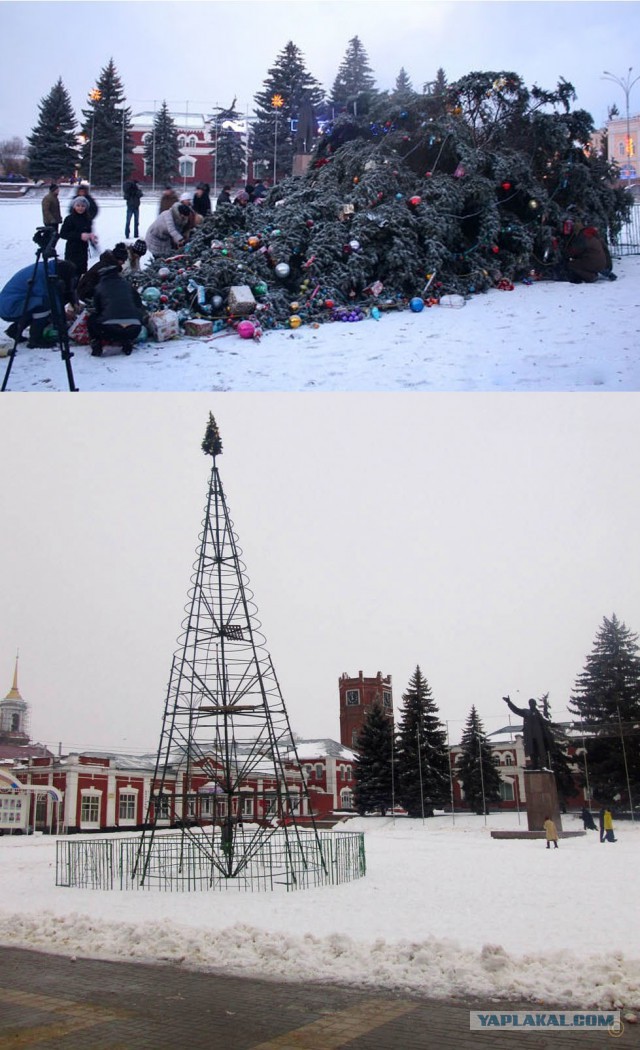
[0,947,634,1049]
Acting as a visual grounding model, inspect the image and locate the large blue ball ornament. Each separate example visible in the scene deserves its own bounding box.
[409,297,425,313]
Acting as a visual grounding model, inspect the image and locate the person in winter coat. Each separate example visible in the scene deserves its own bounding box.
[216,185,232,206]
[0,258,76,347]
[87,264,146,356]
[565,220,614,283]
[543,816,559,849]
[159,185,179,213]
[252,181,268,202]
[41,183,62,231]
[144,202,191,258]
[192,182,211,217]
[599,807,617,843]
[123,178,143,239]
[77,243,128,302]
[69,182,99,221]
[581,806,597,831]
[59,197,98,276]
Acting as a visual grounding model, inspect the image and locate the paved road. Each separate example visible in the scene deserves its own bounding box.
[0,947,633,1049]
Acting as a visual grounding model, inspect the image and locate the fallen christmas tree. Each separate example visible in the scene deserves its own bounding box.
[131,71,633,336]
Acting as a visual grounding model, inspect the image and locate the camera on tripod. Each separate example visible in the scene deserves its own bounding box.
[33,225,59,258]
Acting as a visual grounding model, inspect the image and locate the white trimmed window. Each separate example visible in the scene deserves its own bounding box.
[340,789,354,809]
[118,791,137,823]
[315,764,323,778]
[504,753,514,766]
[241,795,253,817]
[80,792,101,826]
[179,157,195,178]
[499,781,514,802]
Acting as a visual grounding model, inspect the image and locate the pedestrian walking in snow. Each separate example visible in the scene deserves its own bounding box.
[123,178,143,239]
[41,183,62,231]
[544,816,559,849]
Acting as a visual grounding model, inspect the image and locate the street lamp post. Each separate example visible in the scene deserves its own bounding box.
[119,109,126,195]
[603,67,640,177]
[88,88,102,186]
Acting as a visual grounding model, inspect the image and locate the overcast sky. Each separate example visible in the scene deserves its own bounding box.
[1,1,639,141]
[1,393,639,754]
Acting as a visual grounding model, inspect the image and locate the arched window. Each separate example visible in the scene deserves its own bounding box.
[11,713,20,732]
[178,135,186,148]
[189,135,197,148]
[142,133,152,144]
[340,789,354,810]
[504,753,513,766]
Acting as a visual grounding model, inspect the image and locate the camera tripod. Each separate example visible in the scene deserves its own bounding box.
[1,227,78,392]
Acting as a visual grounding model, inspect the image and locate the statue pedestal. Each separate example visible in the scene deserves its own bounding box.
[524,770,563,833]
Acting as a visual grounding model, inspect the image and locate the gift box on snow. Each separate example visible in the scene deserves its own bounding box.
[148,309,180,342]
[227,285,256,316]
[183,318,213,337]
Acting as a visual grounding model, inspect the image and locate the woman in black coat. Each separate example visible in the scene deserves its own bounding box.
[59,197,97,276]
[192,182,211,217]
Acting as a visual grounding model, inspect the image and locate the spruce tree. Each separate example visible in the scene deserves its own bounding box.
[251,42,324,181]
[330,36,377,117]
[80,59,133,187]
[392,68,415,104]
[569,614,640,801]
[353,700,395,815]
[145,101,180,187]
[456,706,502,814]
[27,78,79,180]
[395,666,449,817]
[211,98,246,187]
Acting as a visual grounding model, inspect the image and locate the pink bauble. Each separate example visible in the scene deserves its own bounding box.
[237,320,256,339]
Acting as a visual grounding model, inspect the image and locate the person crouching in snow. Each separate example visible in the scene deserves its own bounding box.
[0,258,77,348]
[144,203,191,259]
[87,263,146,357]
[544,816,559,849]
[564,220,615,283]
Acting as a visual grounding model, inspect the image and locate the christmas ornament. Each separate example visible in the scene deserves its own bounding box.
[274,262,290,278]
[211,295,224,310]
[236,320,256,339]
[409,297,425,312]
[158,267,170,279]
[142,287,161,303]
[290,301,300,312]
[501,182,511,191]
[409,196,421,206]
[289,315,302,329]
[253,282,268,298]
[349,239,361,251]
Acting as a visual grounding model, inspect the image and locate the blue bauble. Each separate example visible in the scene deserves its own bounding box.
[409,297,425,313]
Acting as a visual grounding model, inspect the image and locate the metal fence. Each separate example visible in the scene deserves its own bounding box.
[56,827,366,893]
[611,203,640,256]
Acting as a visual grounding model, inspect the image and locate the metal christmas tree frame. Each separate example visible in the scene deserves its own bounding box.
[57,415,365,892]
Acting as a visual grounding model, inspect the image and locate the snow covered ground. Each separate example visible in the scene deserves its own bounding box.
[1,193,639,392]
[1,812,638,1008]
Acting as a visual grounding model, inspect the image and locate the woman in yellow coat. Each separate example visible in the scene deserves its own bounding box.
[544,816,559,849]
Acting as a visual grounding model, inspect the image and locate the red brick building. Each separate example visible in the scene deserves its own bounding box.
[130,112,214,186]
[339,671,393,749]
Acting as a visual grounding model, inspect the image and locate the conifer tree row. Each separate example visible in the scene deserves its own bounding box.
[144,101,180,187]
[569,614,640,802]
[27,78,79,180]
[456,706,502,815]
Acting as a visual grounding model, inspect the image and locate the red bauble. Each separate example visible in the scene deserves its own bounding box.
[325,299,335,309]
[501,181,512,191]
[409,195,422,206]
[491,245,500,254]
